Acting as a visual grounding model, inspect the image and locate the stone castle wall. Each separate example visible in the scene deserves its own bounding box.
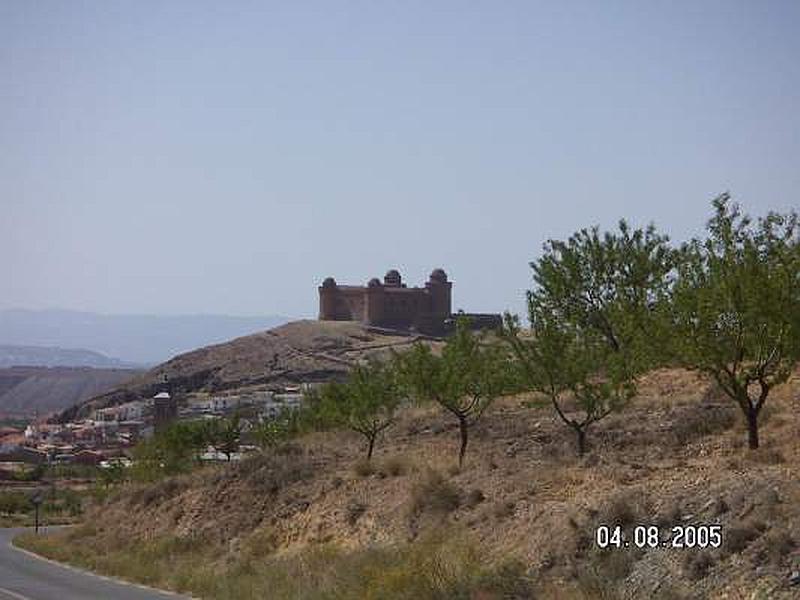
[319,269,452,334]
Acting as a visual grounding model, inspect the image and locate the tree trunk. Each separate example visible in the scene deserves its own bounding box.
[458,417,469,469]
[576,428,587,456]
[367,434,375,461]
[746,408,759,450]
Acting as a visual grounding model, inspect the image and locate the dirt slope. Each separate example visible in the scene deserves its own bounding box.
[56,368,800,598]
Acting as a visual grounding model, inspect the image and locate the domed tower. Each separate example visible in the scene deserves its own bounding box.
[384,269,402,287]
[365,277,385,325]
[318,277,339,320]
[427,268,452,320]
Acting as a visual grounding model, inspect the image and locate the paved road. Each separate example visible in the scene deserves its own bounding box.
[0,528,189,600]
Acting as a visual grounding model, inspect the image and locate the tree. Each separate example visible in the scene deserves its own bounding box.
[529,220,674,362]
[97,460,127,488]
[396,321,510,468]
[204,415,243,461]
[251,408,297,452]
[506,220,674,455]
[133,419,209,476]
[164,420,208,464]
[316,361,402,460]
[666,195,800,449]
[504,314,634,455]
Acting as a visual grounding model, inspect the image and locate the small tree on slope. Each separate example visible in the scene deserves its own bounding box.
[396,321,511,468]
[503,314,635,456]
[317,360,402,461]
[666,195,800,449]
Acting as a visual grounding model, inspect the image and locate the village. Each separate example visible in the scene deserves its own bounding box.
[0,386,306,482]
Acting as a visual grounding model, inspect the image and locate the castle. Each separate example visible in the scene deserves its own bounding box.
[318,268,501,335]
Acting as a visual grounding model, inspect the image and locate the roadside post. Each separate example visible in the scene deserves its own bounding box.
[30,490,43,534]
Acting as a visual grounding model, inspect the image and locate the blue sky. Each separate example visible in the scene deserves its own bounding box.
[3,1,798,319]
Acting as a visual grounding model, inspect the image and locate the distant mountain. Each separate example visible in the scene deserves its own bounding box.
[0,366,141,417]
[0,309,290,365]
[0,345,136,369]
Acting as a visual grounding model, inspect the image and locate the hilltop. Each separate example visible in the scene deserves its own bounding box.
[60,320,441,421]
[23,368,800,599]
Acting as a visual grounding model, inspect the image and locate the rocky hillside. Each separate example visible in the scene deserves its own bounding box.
[0,367,140,417]
[60,320,441,421]
[31,368,800,599]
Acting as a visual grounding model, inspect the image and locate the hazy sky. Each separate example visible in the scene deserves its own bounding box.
[3,1,799,319]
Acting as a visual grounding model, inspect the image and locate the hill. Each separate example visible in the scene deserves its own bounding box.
[0,344,135,369]
[59,320,441,421]
[22,368,800,599]
[0,366,140,417]
[0,309,289,365]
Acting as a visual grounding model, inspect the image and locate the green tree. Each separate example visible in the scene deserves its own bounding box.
[504,314,634,455]
[529,220,674,361]
[204,415,243,461]
[506,220,674,455]
[132,419,209,477]
[165,420,209,464]
[97,460,127,488]
[251,409,296,451]
[396,322,510,468]
[317,361,402,460]
[666,195,800,449]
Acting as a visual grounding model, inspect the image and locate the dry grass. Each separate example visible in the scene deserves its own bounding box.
[16,527,535,600]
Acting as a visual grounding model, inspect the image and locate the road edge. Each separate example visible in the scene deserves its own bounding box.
[8,530,195,599]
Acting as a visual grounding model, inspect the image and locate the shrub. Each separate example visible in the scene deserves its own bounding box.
[603,495,639,527]
[493,500,515,520]
[672,403,737,446]
[234,450,314,494]
[379,455,410,477]
[409,470,461,516]
[684,551,715,580]
[242,527,279,559]
[352,459,375,478]
[464,489,486,509]
[577,548,641,597]
[760,529,795,565]
[344,500,367,526]
[0,491,30,515]
[746,448,785,465]
[725,519,766,554]
[128,477,188,508]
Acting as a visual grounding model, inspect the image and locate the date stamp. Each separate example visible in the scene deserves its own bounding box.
[595,524,722,549]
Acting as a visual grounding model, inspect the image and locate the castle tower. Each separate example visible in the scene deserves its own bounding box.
[426,268,452,319]
[364,277,385,325]
[383,269,402,287]
[318,277,338,320]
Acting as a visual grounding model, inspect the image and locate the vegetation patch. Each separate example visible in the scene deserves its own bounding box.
[14,527,534,600]
[409,469,462,516]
